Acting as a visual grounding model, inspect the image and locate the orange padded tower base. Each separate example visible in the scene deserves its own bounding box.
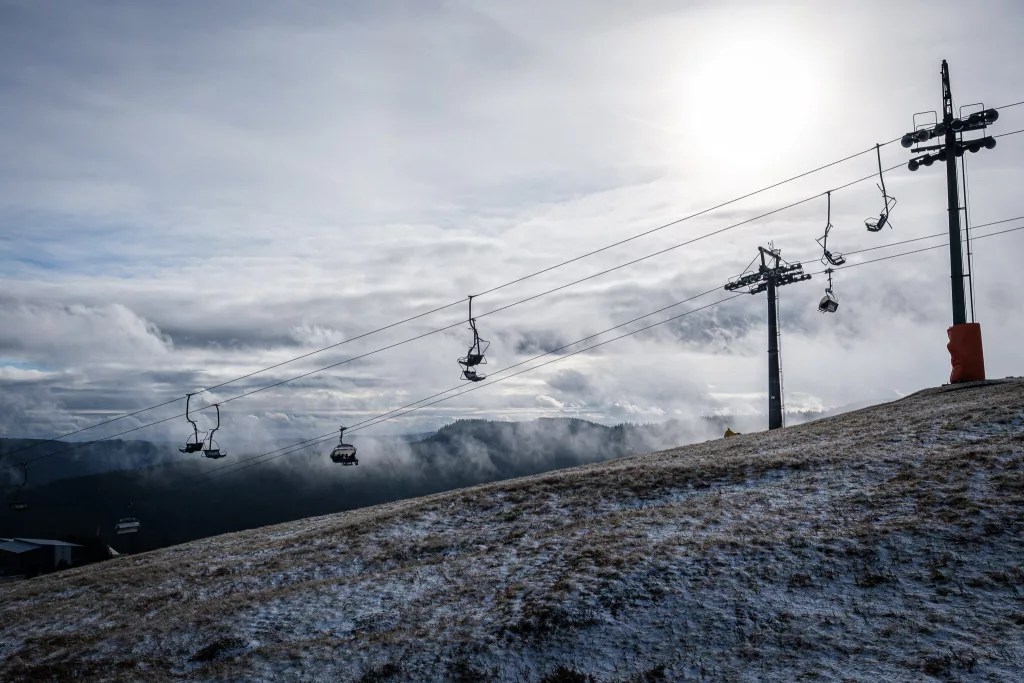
[947,323,986,383]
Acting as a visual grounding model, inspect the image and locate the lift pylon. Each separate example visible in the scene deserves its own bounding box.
[725,245,811,429]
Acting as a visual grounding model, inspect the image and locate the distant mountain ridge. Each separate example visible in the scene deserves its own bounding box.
[0,437,171,485]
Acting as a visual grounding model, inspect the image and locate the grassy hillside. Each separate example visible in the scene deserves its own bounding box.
[1,379,1022,682]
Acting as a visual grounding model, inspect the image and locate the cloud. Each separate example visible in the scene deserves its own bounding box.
[534,394,563,409]
[546,369,592,395]
[1,0,1023,448]
[0,300,172,364]
[288,324,346,349]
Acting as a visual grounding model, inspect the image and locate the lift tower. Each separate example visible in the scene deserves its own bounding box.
[902,60,998,382]
[725,246,811,430]
[940,61,966,327]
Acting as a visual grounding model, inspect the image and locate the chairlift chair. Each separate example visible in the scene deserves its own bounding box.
[458,295,490,382]
[330,426,358,465]
[816,191,846,267]
[818,291,839,314]
[115,517,141,535]
[115,501,140,534]
[865,144,897,232]
[179,393,207,454]
[818,269,839,314]
[821,249,845,267]
[201,404,227,459]
[8,462,30,512]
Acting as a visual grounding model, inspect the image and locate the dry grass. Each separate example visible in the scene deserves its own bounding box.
[2,379,1023,681]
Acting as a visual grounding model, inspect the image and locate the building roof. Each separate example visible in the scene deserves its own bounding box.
[0,538,81,548]
[12,538,81,547]
[0,539,40,554]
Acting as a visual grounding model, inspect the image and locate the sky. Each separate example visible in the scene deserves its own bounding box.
[1,0,1023,455]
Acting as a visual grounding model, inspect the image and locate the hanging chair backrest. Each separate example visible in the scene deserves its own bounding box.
[330,443,357,464]
[115,518,140,534]
[818,293,839,313]
[866,212,888,232]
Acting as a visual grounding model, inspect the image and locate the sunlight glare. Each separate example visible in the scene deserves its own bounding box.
[679,30,822,174]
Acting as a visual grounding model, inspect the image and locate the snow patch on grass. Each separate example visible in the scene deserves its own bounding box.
[2,379,1023,681]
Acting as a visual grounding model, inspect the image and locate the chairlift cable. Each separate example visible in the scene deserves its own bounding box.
[807,223,1024,276]
[203,226,986,482]
[959,215,1024,230]
[222,225,1024,481]
[2,137,904,459]
[195,293,745,483]
[809,243,950,274]
[799,217,1024,265]
[13,128,1024,460]
[10,158,916,470]
[22,142,1024,469]
[197,222,1024,482]
[993,128,1024,139]
[13,199,1023,474]
[473,138,902,298]
[0,299,470,460]
[139,222,1024,486]
[349,286,725,432]
[193,285,725,481]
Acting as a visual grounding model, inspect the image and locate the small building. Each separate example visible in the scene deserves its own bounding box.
[0,539,48,577]
[0,537,81,578]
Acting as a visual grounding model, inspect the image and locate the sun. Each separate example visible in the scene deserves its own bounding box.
[677,29,823,173]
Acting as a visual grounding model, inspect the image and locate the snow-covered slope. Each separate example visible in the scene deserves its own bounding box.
[2,379,1023,682]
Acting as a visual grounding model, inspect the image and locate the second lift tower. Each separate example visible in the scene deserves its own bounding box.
[725,245,811,430]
